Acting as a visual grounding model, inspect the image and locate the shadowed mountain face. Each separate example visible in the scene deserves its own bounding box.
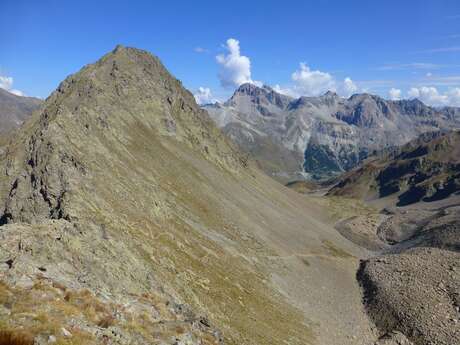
[0,46,376,345]
[204,84,460,181]
[329,131,460,206]
[328,130,460,206]
[0,88,42,134]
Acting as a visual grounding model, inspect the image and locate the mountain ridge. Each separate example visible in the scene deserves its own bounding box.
[204,83,460,182]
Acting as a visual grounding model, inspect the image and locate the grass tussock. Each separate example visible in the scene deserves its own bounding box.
[0,330,34,345]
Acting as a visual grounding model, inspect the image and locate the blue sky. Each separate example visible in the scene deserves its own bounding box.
[1,0,460,105]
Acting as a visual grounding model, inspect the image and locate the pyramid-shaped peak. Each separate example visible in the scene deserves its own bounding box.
[50,44,190,112]
[2,45,248,223]
[92,45,167,75]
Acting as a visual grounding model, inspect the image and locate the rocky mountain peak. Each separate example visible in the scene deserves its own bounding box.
[230,83,275,101]
[226,82,292,110]
[233,82,264,95]
[1,45,248,224]
[347,92,381,104]
[52,45,191,107]
[322,90,339,98]
[320,90,340,106]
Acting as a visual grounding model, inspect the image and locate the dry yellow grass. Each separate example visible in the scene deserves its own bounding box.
[0,330,34,345]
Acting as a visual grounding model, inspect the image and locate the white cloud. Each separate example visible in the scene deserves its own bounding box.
[341,77,358,97]
[193,87,216,105]
[407,86,447,105]
[388,88,402,100]
[272,84,295,97]
[445,88,460,106]
[426,72,433,77]
[274,65,360,98]
[407,86,460,106]
[407,87,421,98]
[290,63,335,96]
[0,76,13,90]
[0,75,25,96]
[216,38,259,89]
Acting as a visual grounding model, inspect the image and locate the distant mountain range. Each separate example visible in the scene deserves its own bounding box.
[0,88,42,134]
[204,83,460,182]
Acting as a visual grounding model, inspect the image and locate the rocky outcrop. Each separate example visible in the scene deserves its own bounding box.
[204,85,460,181]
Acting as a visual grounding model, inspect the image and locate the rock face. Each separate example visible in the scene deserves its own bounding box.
[0,46,376,345]
[204,85,460,181]
[0,88,42,134]
[328,130,460,206]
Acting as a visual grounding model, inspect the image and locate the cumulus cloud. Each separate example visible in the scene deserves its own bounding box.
[216,38,259,89]
[0,76,13,90]
[341,77,358,97]
[388,88,402,100]
[274,65,360,98]
[407,86,460,106]
[193,87,216,105]
[272,84,294,97]
[407,87,420,98]
[446,88,460,106]
[290,63,336,96]
[0,75,25,96]
[407,86,446,105]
